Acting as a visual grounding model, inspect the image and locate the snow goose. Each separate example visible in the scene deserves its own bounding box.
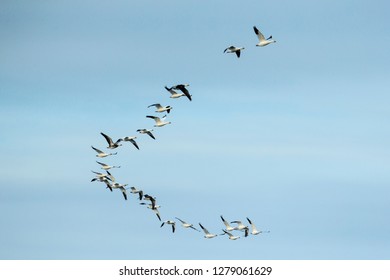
[199,223,218,239]
[246,217,270,235]
[172,84,192,101]
[164,86,186,99]
[161,220,176,233]
[91,146,117,158]
[96,161,120,170]
[130,186,143,200]
[100,132,122,149]
[121,136,139,150]
[111,183,128,200]
[220,229,240,240]
[91,170,115,182]
[224,46,245,58]
[143,194,157,209]
[140,202,161,221]
[253,26,276,47]
[220,215,238,231]
[146,115,171,127]
[91,176,113,191]
[231,220,249,231]
[136,128,156,140]
[148,103,172,114]
[175,217,200,232]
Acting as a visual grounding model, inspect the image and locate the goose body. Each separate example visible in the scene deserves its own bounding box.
[96,161,120,170]
[161,220,176,233]
[224,46,245,58]
[175,217,200,231]
[130,186,143,200]
[172,84,191,101]
[199,223,218,239]
[253,26,276,47]
[164,86,185,99]
[91,146,117,158]
[121,136,139,150]
[100,132,122,149]
[221,215,238,231]
[148,103,172,114]
[231,220,249,231]
[246,217,270,235]
[220,229,240,240]
[111,183,128,200]
[136,129,156,140]
[146,115,171,127]
[140,202,161,221]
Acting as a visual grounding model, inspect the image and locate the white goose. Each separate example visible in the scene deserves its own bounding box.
[96,161,121,170]
[121,136,139,150]
[199,223,218,239]
[91,176,113,191]
[164,86,185,99]
[91,146,117,158]
[246,217,270,235]
[146,115,171,127]
[148,103,172,114]
[130,186,143,200]
[220,215,238,231]
[161,220,176,233]
[111,183,128,200]
[253,26,276,47]
[220,229,240,240]
[143,194,157,210]
[231,220,249,231]
[175,217,200,232]
[91,170,115,182]
[172,84,191,101]
[100,132,122,149]
[140,202,161,221]
[136,128,156,140]
[224,46,245,58]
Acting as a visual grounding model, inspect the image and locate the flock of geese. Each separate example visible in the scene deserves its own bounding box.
[90,25,273,240]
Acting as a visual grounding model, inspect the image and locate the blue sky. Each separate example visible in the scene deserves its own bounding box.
[1,0,389,259]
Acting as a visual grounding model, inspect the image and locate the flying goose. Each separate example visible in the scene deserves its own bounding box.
[91,176,113,191]
[231,220,249,231]
[164,86,186,99]
[253,26,276,47]
[246,217,270,235]
[172,84,191,101]
[223,46,245,58]
[96,161,121,170]
[175,217,200,232]
[91,146,117,158]
[121,136,139,150]
[130,186,143,200]
[143,194,157,209]
[199,223,218,239]
[140,202,161,221]
[91,170,115,182]
[111,183,128,200]
[148,103,172,114]
[220,215,238,231]
[136,128,156,140]
[161,220,176,233]
[146,115,171,127]
[100,132,122,149]
[220,229,240,240]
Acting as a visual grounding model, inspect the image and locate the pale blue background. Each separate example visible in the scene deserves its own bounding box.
[1,0,389,259]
